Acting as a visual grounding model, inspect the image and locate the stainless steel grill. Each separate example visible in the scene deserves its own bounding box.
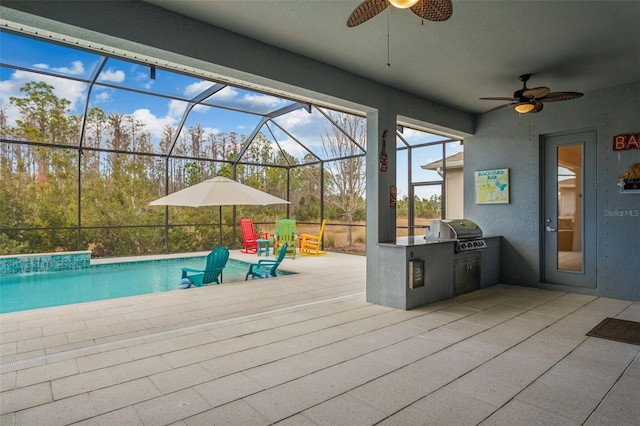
[429,219,487,253]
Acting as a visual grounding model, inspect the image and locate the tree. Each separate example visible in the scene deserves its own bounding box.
[319,113,366,245]
[10,81,73,184]
[1,77,369,256]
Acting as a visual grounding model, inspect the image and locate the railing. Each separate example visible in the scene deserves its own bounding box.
[0,221,368,258]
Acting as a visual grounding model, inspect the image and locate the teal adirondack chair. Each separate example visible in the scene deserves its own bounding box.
[181,246,229,286]
[273,218,297,259]
[245,243,288,280]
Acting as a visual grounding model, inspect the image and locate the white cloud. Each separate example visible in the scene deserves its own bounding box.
[401,127,446,145]
[202,125,221,135]
[0,76,28,126]
[242,93,285,109]
[52,61,85,76]
[98,68,125,83]
[133,70,148,81]
[191,104,209,114]
[402,128,422,139]
[168,99,188,118]
[127,99,190,140]
[275,108,313,128]
[275,137,310,160]
[212,86,239,101]
[184,84,289,116]
[184,80,215,98]
[93,91,111,104]
[0,76,21,104]
[131,108,178,140]
[31,60,84,76]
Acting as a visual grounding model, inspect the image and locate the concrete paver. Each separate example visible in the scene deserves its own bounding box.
[1,251,639,425]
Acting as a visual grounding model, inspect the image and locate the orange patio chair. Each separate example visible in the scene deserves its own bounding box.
[239,218,268,254]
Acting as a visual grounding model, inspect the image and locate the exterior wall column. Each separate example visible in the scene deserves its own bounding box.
[366,100,399,306]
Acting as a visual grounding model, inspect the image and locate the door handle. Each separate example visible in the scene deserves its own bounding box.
[545,226,557,232]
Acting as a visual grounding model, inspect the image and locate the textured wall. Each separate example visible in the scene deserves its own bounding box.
[466,81,640,300]
[2,1,637,301]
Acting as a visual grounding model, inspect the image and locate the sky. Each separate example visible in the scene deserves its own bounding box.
[0,30,462,199]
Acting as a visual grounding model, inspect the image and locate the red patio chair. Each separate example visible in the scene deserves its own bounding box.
[239,218,268,254]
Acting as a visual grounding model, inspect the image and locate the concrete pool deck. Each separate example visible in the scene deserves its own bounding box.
[1,250,639,425]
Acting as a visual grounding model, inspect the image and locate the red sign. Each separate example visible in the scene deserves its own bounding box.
[613,134,640,151]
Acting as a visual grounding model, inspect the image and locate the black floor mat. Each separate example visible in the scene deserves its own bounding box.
[586,317,640,346]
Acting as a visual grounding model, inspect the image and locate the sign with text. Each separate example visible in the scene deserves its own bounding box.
[475,168,509,204]
[613,134,640,151]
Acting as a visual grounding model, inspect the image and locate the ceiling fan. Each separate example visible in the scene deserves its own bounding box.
[480,74,584,114]
[347,0,453,27]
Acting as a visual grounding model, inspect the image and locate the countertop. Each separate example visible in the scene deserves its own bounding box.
[378,236,456,247]
[378,235,500,247]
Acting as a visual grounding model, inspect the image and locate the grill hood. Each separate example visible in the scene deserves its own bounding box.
[429,219,483,240]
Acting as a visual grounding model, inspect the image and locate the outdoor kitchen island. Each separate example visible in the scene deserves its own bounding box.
[370,233,501,310]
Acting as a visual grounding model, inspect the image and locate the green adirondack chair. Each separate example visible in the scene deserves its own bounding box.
[245,243,288,280]
[273,218,297,259]
[181,246,229,286]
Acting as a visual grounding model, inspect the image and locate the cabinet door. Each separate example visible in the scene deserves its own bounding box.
[454,257,480,295]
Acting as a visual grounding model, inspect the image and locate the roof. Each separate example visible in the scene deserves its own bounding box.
[421,151,464,170]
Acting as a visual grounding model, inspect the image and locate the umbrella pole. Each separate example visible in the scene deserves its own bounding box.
[219,205,223,247]
[219,205,223,283]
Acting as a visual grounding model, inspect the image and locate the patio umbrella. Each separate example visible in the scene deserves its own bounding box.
[149,176,290,244]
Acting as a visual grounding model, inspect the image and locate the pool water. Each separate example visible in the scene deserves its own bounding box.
[0,257,264,314]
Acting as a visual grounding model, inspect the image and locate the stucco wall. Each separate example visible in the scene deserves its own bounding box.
[466,80,640,300]
[445,168,464,219]
[2,1,638,302]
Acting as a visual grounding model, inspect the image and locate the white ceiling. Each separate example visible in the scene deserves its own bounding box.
[145,0,639,114]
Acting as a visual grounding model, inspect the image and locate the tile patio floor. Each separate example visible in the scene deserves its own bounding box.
[1,251,639,425]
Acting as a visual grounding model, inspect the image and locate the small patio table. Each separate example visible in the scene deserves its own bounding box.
[257,239,270,256]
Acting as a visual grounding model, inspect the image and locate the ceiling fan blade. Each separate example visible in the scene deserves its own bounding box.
[482,103,515,113]
[540,92,584,102]
[480,97,518,101]
[530,101,544,113]
[410,0,453,22]
[522,86,550,99]
[347,0,389,27]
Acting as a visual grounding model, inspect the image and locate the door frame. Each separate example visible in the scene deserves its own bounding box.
[540,128,597,288]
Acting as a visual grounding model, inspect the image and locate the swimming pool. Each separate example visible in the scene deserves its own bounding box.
[0,257,284,314]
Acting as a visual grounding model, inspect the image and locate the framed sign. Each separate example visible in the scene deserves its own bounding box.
[619,178,640,194]
[618,163,640,194]
[475,168,509,204]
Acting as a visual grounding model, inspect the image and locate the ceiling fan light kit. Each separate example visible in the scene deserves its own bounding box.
[480,74,584,114]
[514,102,535,114]
[389,0,420,9]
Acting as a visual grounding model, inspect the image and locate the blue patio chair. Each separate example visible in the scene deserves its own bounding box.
[245,243,288,280]
[181,246,229,286]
